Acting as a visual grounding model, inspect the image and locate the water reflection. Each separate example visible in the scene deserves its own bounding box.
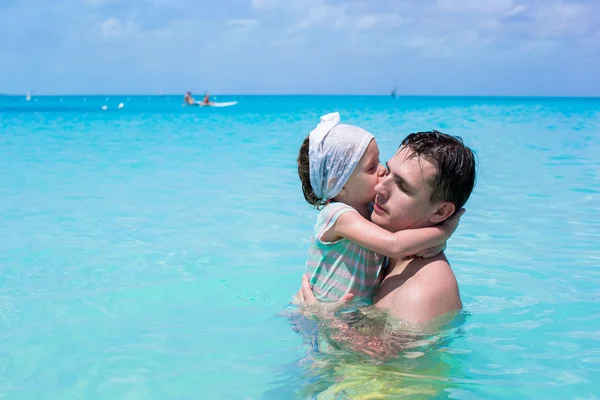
[269,307,469,398]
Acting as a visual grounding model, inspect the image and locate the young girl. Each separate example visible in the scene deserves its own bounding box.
[297,112,458,305]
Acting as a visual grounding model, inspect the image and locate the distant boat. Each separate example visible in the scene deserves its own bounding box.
[196,100,238,108]
[25,91,31,101]
[390,87,397,98]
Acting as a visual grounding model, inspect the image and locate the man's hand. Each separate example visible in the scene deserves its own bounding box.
[294,274,354,306]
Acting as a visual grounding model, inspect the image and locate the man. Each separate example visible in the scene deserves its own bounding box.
[183,91,195,106]
[298,130,477,326]
[203,91,210,104]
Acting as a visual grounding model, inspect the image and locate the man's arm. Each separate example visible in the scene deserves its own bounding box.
[298,256,462,326]
[295,274,430,359]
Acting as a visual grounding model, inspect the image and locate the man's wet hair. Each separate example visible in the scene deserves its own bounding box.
[400,130,477,212]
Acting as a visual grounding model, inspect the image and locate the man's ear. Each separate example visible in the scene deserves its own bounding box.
[429,202,455,224]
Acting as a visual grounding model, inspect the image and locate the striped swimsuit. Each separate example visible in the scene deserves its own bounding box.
[306,202,384,306]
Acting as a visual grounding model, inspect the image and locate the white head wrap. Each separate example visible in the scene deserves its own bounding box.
[308,112,374,201]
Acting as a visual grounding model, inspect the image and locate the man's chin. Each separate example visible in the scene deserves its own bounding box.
[370,213,391,230]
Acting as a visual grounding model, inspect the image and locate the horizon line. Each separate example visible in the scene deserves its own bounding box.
[2,93,600,99]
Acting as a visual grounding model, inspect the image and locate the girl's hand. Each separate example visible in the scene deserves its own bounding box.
[416,241,447,258]
[440,208,466,239]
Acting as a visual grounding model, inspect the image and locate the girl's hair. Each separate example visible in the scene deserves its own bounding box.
[297,136,328,209]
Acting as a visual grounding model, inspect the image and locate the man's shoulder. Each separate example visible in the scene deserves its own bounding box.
[399,253,457,291]
[385,253,462,324]
[416,252,457,282]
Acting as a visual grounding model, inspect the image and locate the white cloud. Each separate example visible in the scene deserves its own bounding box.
[99,18,137,39]
[506,4,528,17]
[226,18,259,33]
[530,2,590,39]
[249,0,406,34]
[4,0,599,95]
[356,13,405,31]
[249,0,339,31]
[244,0,598,60]
[290,4,333,31]
[227,18,259,28]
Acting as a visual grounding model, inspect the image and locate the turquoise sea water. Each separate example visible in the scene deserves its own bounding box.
[1,95,599,399]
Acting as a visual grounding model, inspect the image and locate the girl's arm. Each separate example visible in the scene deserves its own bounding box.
[329,210,463,259]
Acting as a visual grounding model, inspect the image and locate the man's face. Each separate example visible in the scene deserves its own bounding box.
[371,147,441,232]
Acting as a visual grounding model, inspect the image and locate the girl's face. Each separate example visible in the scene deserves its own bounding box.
[341,139,386,205]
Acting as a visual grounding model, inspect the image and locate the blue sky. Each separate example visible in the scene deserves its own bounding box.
[2,0,599,95]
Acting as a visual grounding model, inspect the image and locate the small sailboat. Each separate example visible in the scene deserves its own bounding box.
[390,87,397,98]
[25,91,32,101]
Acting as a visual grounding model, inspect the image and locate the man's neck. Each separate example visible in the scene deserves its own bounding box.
[386,256,413,276]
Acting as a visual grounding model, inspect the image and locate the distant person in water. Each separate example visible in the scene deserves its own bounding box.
[183,91,196,106]
[202,91,213,105]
